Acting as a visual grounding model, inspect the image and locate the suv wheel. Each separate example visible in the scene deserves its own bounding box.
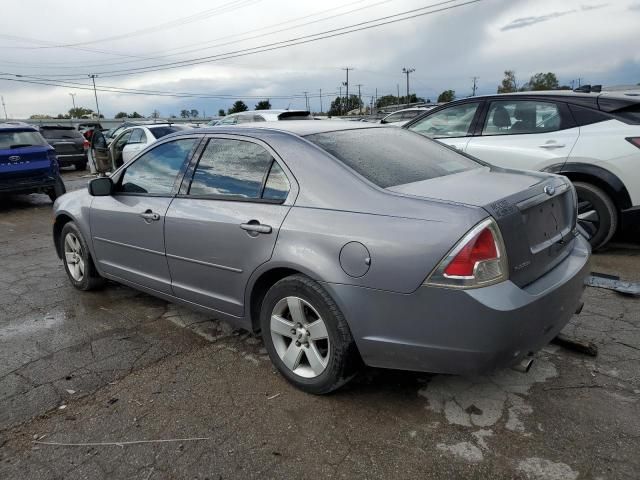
[47,176,66,202]
[60,222,105,291]
[260,274,361,394]
[75,161,87,171]
[574,181,618,250]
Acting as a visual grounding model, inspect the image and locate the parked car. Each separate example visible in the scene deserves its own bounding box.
[213,110,313,125]
[39,125,88,170]
[104,121,142,145]
[1,122,65,201]
[379,106,433,126]
[403,90,640,249]
[91,124,191,171]
[53,122,589,394]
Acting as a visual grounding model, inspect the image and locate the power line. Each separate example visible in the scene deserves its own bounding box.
[7,0,482,80]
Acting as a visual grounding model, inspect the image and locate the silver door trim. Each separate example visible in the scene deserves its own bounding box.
[94,236,164,256]
[166,253,243,273]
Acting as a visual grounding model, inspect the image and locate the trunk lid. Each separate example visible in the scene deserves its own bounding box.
[388,167,577,287]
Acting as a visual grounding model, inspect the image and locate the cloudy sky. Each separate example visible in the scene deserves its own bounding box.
[0,0,638,118]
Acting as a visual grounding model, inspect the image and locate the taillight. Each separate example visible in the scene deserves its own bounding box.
[424,218,508,289]
[626,137,640,149]
[83,139,90,150]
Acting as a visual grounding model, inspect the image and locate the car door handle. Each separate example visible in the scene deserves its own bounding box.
[539,142,565,149]
[240,222,272,234]
[139,211,160,222]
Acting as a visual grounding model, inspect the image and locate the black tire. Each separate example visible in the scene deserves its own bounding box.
[260,274,361,394]
[47,176,66,202]
[574,181,618,250]
[60,222,106,291]
[75,161,87,171]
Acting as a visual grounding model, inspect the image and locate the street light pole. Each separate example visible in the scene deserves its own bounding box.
[319,88,323,114]
[402,67,415,107]
[88,74,100,119]
[68,93,77,118]
[1,96,7,120]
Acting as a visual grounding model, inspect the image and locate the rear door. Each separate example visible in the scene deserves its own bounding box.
[406,101,482,151]
[90,137,201,294]
[465,99,579,171]
[165,135,295,316]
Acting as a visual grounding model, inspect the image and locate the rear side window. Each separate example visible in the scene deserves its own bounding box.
[129,129,147,144]
[119,138,197,194]
[482,100,563,135]
[263,162,290,201]
[0,130,47,150]
[568,104,611,126]
[189,138,274,199]
[409,102,480,138]
[305,128,481,188]
[40,128,83,139]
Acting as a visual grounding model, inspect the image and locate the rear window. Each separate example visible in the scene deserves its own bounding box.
[612,104,640,124]
[278,112,312,120]
[0,130,47,150]
[40,128,83,139]
[305,128,481,188]
[149,126,186,139]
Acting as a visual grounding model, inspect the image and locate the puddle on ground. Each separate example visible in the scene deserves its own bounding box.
[0,309,67,340]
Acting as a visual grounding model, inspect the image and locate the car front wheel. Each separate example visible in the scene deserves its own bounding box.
[574,181,618,250]
[260,274,361,394]
[60,222,105,291]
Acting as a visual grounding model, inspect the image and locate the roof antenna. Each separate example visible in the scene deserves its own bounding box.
[286,103,291,110]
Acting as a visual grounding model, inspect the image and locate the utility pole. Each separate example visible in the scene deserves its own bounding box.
[303,91,309,111]
[356,84,363,114]
[68,93,77,117]
[402,67,415,107]
[338,86,342,115]
[471,76,479,96]
[88,74,100,119]
[396,84,400,106]
[1,96,7,120]
[374,87,378,115]
[342,67,353,114]
[319,88,323,114]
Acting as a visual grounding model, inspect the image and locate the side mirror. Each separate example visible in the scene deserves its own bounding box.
[88,177,113,196]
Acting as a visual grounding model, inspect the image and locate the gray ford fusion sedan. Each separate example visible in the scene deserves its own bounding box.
[53,121,590,394]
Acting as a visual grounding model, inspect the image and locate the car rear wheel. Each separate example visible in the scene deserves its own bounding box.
[47,176,66,202]
[60,222,105,291]
[260,274,360,394]
[75,161,87,171]
[574,181,618,250]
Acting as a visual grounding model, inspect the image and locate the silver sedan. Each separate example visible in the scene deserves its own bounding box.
[53,122,590,394]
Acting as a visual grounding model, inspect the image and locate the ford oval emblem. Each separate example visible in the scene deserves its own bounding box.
[8,155,21,162]
[544,184,555,196]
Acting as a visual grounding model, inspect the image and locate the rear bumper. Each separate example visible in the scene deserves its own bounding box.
[56,153,87,166]
[620,205,640,230]
[324,234,591,375]
[0,175,58,194]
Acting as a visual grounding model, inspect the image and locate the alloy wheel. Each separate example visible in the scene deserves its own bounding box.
[577,198,600,240]
[64,232,85,282]
[270,296,330,378]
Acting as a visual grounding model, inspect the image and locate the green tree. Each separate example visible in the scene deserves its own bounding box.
[497,70,518,93]
[180,109,190,118]
[190,109,199,118]
[375,94,399,109]
[521,72,559,91]
[130,111,143,118]
[56,113,70,119]
[228,101,248,114]
[217,109,226,117]
[328,95,362,116]
[114,112,128,119]
[68,107,94,118]
[437,90,456,102]
[255,99,271,110]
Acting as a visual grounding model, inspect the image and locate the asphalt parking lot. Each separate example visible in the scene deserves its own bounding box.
[0,169,639,480]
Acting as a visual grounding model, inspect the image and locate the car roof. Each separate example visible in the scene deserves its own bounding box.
[0,122,37,131]
[199,120,383,137]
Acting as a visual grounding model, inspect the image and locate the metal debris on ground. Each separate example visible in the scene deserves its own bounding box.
[585,272,640,296]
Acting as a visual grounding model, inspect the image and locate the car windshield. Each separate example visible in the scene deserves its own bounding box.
[305,128,481,188]
[149,125,187,139]
[0,130,47,150]
[40,128,83,139]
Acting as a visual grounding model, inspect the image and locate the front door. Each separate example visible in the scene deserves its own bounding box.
[465,99,579,171]
[165,136,293,317]
[90,137,200,294]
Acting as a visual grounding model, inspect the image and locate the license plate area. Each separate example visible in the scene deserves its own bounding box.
[523,192,573,254]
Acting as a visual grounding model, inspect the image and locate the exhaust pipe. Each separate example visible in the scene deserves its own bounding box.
[512,357,534,373]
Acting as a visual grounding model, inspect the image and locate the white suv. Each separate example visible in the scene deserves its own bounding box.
[404,90,640,249]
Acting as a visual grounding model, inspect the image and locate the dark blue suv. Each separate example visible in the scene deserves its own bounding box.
[0,122,66,202]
